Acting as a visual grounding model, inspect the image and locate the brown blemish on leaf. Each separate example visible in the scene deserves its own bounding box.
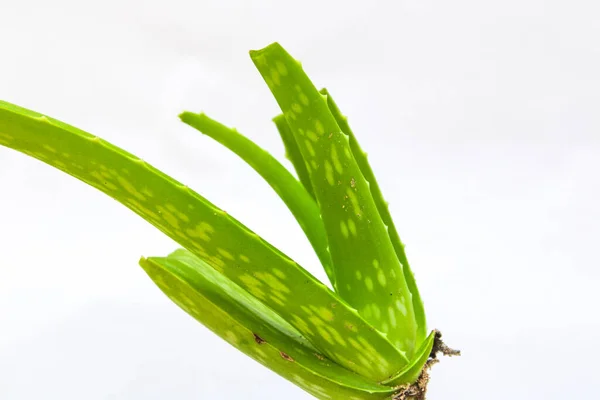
[280,351,294,362]
[344,322,357,332]
[253,333,266,345]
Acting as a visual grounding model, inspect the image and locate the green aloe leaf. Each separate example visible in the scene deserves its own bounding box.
[273,113,316,200]
[320,88,428,345]
[0,100,409,381]
[249,43,418,357]
[141,249,397,400]
[382,330,436,387]
[179,111,335,288]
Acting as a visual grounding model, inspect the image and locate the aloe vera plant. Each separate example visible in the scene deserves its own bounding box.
[0,42,457,399]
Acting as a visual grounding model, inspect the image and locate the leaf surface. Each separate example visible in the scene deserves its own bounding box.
[250,43,418,356]
[273,114,316,200]
[320,88,428,345]
[141,249,398,399]
[382,330,436,386]
[0,100,408,380]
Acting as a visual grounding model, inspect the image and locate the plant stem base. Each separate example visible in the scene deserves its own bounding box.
[393,330,460,400]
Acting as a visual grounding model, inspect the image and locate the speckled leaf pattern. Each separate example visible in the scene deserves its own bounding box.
[320,89,428,345]
[0,100,409,381]
[179,112,335,288]
[273,114,316,201]
[140,249,397,400]
[250,43,418,357]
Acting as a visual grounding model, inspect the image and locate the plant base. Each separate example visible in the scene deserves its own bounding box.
[393,330,460,400]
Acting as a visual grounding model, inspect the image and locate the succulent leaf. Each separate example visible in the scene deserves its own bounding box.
[273,113,316,200]
[0,100,409,381]
[141,249,397,400]
[381,330,436,387]
[320,88,428,345]
[179,111,335,288]
[249,43,418,357]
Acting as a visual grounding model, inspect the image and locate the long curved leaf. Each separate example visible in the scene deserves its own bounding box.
[179,112,335,288]
[249,43,418,357]
[141,249,398,399]
[0,100,408,380]
[320,88,428,345]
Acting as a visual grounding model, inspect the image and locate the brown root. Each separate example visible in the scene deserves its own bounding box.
[392,330,460,400]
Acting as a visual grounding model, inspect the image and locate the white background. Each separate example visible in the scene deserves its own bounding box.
[1,1,599,399]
